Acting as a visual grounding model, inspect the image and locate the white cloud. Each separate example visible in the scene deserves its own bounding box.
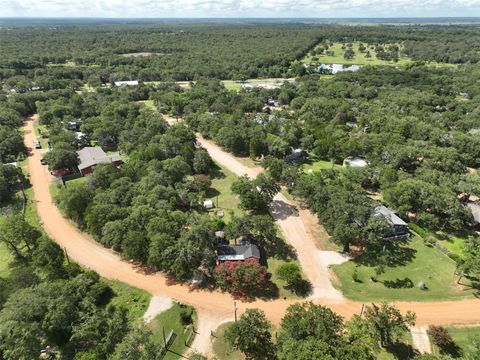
[0,0,479,17]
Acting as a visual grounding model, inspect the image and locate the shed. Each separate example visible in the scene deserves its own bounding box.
[203,199,214,209]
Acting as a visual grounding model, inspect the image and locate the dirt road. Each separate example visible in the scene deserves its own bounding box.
[24,116,480,355]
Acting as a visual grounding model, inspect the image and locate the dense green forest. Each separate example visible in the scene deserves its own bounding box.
[1,21,480,360]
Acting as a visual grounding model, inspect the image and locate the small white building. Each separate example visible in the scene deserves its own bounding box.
[203,199,214,209]
[114,80,139,87]
[343,156,369,167]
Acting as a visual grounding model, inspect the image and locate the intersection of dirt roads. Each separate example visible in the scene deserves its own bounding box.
[23,115,480,355]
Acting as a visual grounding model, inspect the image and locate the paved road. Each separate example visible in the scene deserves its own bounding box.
[24,116,480,355]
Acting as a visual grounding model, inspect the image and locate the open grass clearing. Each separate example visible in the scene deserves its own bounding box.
[299,156,342,173]
[332,236,475,301]
[137,99,158,111]
[206,163,242,223]
[304,41,412,66]
[106,280,151,323]
[440,325,480,358]
[149,302,197,360]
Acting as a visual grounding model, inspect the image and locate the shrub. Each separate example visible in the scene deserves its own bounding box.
[276,262,302,287]
[180,307,194,325]
[427,325,455,351]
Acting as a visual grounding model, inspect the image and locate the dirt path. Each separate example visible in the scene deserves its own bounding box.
[411,327,432,354]
[143,295,173,323]
[24,116,480,356]
[197,135,343,300]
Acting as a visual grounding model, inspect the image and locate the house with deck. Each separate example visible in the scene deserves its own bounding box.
[373,205,409,240]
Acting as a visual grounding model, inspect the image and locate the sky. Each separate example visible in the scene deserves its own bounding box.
[1,0,480,18]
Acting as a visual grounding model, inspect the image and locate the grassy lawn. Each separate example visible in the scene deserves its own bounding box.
[0,242,12,278]
[442,326,480,358]
[207,163,242,223]
[303,41,412,66]
[107,280,151,323]
[33,121,49,148]
[212,322,245,360]
[299,158,342,173]
[149,302,197,360]
[267,258,310,300]
[376,332,415,360]
[332,236,474,301]
[137,99,158,111]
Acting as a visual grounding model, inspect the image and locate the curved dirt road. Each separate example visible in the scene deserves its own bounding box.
[24,116,480,354]
[196,135,343,300]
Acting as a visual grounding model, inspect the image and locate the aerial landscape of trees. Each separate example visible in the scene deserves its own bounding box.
[1,18,480,360]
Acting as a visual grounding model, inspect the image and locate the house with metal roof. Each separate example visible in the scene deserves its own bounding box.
[77,147,122,176]
[216,243,261,262]
[373,205,409,240]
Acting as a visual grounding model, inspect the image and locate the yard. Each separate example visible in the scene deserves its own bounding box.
[299,156,342,173]
[207,163,242,222]
[107,280,151,323]
[440,326,480,358]
[332,236,475,301]
[266,258,310,300]
[212,322,245,360]
[149,302,197,360]
[303,41,412,66]
[0,242,12,278]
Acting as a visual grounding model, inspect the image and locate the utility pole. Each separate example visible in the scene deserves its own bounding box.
[234,301,237,322]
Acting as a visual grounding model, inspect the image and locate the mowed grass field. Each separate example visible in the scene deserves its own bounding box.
[443,326,480,358]
[149,302,197,360]
[332,236,475,301]
[303,41,412,66]
[207,163,242,222]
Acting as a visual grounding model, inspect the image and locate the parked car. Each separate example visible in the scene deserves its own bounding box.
[33,139,41,149]
[50,168,72,177]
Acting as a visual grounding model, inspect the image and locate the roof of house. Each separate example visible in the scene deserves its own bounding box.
[373,205,408,226]
[467,202,480,224]
[217,243,260,261]
[343,156,369,167]
[77,147,121,172]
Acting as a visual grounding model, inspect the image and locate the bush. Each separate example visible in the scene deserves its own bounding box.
[427,325,455,351]
[276,262,302,287]
[180,307,194,326]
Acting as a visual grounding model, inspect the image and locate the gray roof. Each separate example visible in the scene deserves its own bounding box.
[77,147,120,171]
[217,243,260,261]
[373,205,407,226]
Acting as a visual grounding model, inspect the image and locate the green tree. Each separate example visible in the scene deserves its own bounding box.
[364,302,416,348]
[225,309,275,360]
[0,214,41,258]
[276,262,302,288]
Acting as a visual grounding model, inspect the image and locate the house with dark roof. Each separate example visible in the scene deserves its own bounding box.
[373,205,409,240]
[77,147,123,176]
[216,243,261,262]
